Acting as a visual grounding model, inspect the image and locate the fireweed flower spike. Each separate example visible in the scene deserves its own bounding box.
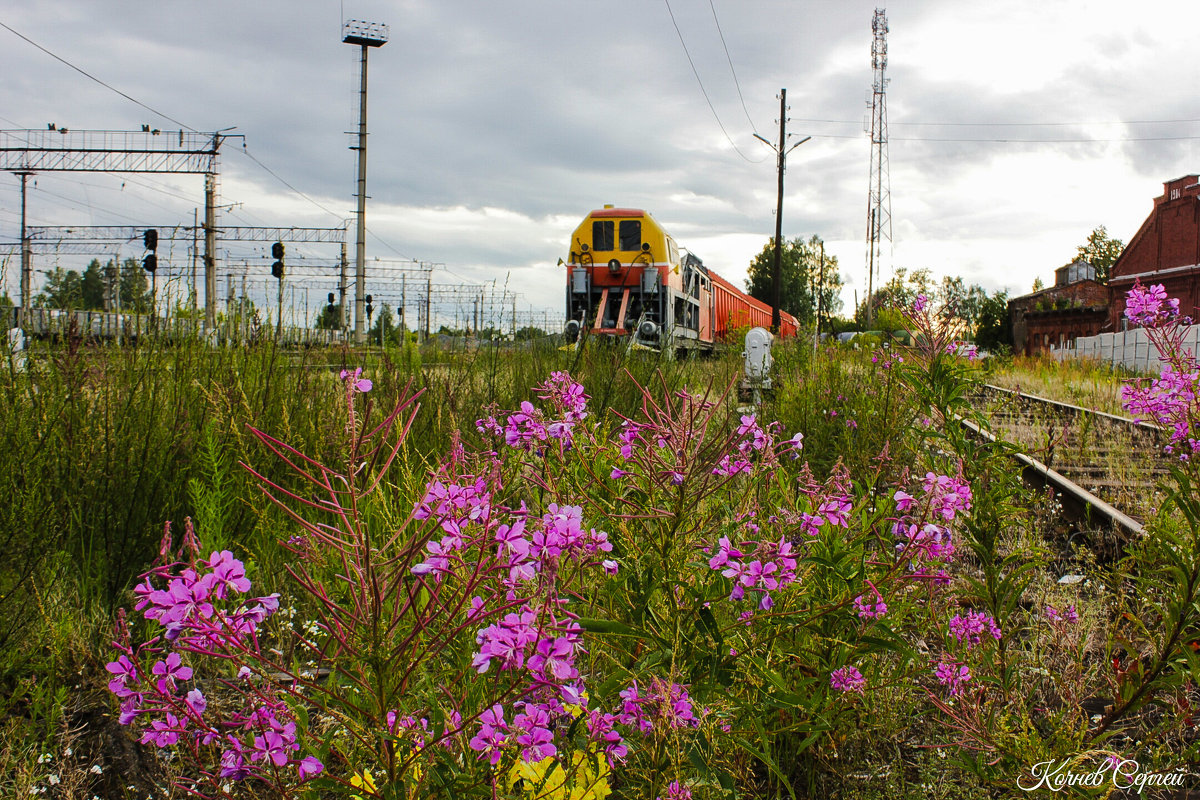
[830,665,866,694]
[339,366,373,393]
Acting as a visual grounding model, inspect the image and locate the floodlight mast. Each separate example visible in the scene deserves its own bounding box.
[343,19,388,344]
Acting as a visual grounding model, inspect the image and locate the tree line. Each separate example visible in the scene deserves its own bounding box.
[742,225,1123,353]
[34,258,154,313]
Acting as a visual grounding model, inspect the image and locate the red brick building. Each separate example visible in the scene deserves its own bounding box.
[1008,260,1110,356]
[1108,174,1200,327]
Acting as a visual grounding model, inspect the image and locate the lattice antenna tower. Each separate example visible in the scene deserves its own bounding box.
[864,7,892,328]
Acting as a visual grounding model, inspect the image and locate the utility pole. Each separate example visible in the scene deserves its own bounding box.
[817,239,825,342]
[192,208,199,318]
[16,171,32,329]
[754,89,810,334]
[424,272,432,340]
[204,169,218,331]
[343,19,388,344]
[339,239,348,335]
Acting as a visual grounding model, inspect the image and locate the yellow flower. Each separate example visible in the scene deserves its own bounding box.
[507,750,611,800]
[350,769,378,799]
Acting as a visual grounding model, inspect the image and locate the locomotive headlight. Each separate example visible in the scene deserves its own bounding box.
[638,320,658,339]
[607,258,621,274]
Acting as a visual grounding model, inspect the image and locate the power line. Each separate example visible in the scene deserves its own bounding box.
[0,20,197,132]
[790,132,1200,143]
[661,0,763,163]
[707,0,757,134]
[236,145,345,222]
[794,115,1200,128]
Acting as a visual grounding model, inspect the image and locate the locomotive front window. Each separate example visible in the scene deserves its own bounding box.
[592,221,614,251]
[619,220,641,251]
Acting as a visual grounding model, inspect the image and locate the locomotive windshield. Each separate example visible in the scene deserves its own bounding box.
[592,220,614,251]
[591,219,642,251]
[619,220,641,251]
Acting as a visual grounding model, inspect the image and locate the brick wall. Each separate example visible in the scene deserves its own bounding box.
[1008,279,1111,355]
[1109,175,1200,326]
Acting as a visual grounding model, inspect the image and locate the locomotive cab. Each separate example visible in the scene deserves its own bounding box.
[564,206,712,350]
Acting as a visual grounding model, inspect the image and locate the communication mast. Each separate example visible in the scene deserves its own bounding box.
[864,8,892,328]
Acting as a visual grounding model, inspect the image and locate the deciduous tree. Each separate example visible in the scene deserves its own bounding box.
[745,234,843,324]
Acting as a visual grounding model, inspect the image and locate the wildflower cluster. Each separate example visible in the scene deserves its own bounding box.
[892,471,973,581]
[1123,281,1182,328]
[1119,283,1200,458]
[948,609,1002,648]
[616,678,700,733]
[830,665,867,694]
[477,371,589,451]
[707,532,799,610]
[410,476,622,768]
[934,659,973,697]
[107,529,322,786]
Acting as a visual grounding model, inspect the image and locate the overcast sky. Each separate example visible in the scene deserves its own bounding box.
[1,0,1198,327]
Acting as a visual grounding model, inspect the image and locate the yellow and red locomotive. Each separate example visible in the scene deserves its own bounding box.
[563,206,798,350]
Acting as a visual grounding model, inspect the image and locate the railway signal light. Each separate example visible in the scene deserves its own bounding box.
[366,294,374,321]
[271,242,285,279]
[142,228,158,273]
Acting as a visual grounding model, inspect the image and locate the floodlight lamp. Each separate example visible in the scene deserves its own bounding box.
[343,19,389,47]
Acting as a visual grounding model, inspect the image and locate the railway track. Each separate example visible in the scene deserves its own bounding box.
[970,383,1171,539]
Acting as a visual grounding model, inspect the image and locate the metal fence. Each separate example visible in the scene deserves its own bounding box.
[7,307,346,346]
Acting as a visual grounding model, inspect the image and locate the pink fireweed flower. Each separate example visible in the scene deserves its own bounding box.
[787,431,804,456]
[298,756,323,780]
[1124,282,1180,327]
[735,414,770,454]
[934,659,972,697]
[141,713,184,748]
[922,472,972,521]
[661,781,693,800]
[184,688,207,717]
[151,652,193,692]
[105,655,138,697]
[206,550,251,598]
[853,592,888,619]
[586,710,627,764]
[528,637,579,683]
[948,610,1001,646]
[339,367,372,393]
[713,454,752,477]
[830,665,866,694]
[913,294,929,313]
[469,704,508,765]
[817,496,852,528]
[512,705,556,763]
[893,489,915,512]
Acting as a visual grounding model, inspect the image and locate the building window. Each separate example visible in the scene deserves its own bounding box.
[592,220,614,251]
[619,220,641,251]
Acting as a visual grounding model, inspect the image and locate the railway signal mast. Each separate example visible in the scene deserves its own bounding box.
[343,18,388,344]
[864,8,893,329]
